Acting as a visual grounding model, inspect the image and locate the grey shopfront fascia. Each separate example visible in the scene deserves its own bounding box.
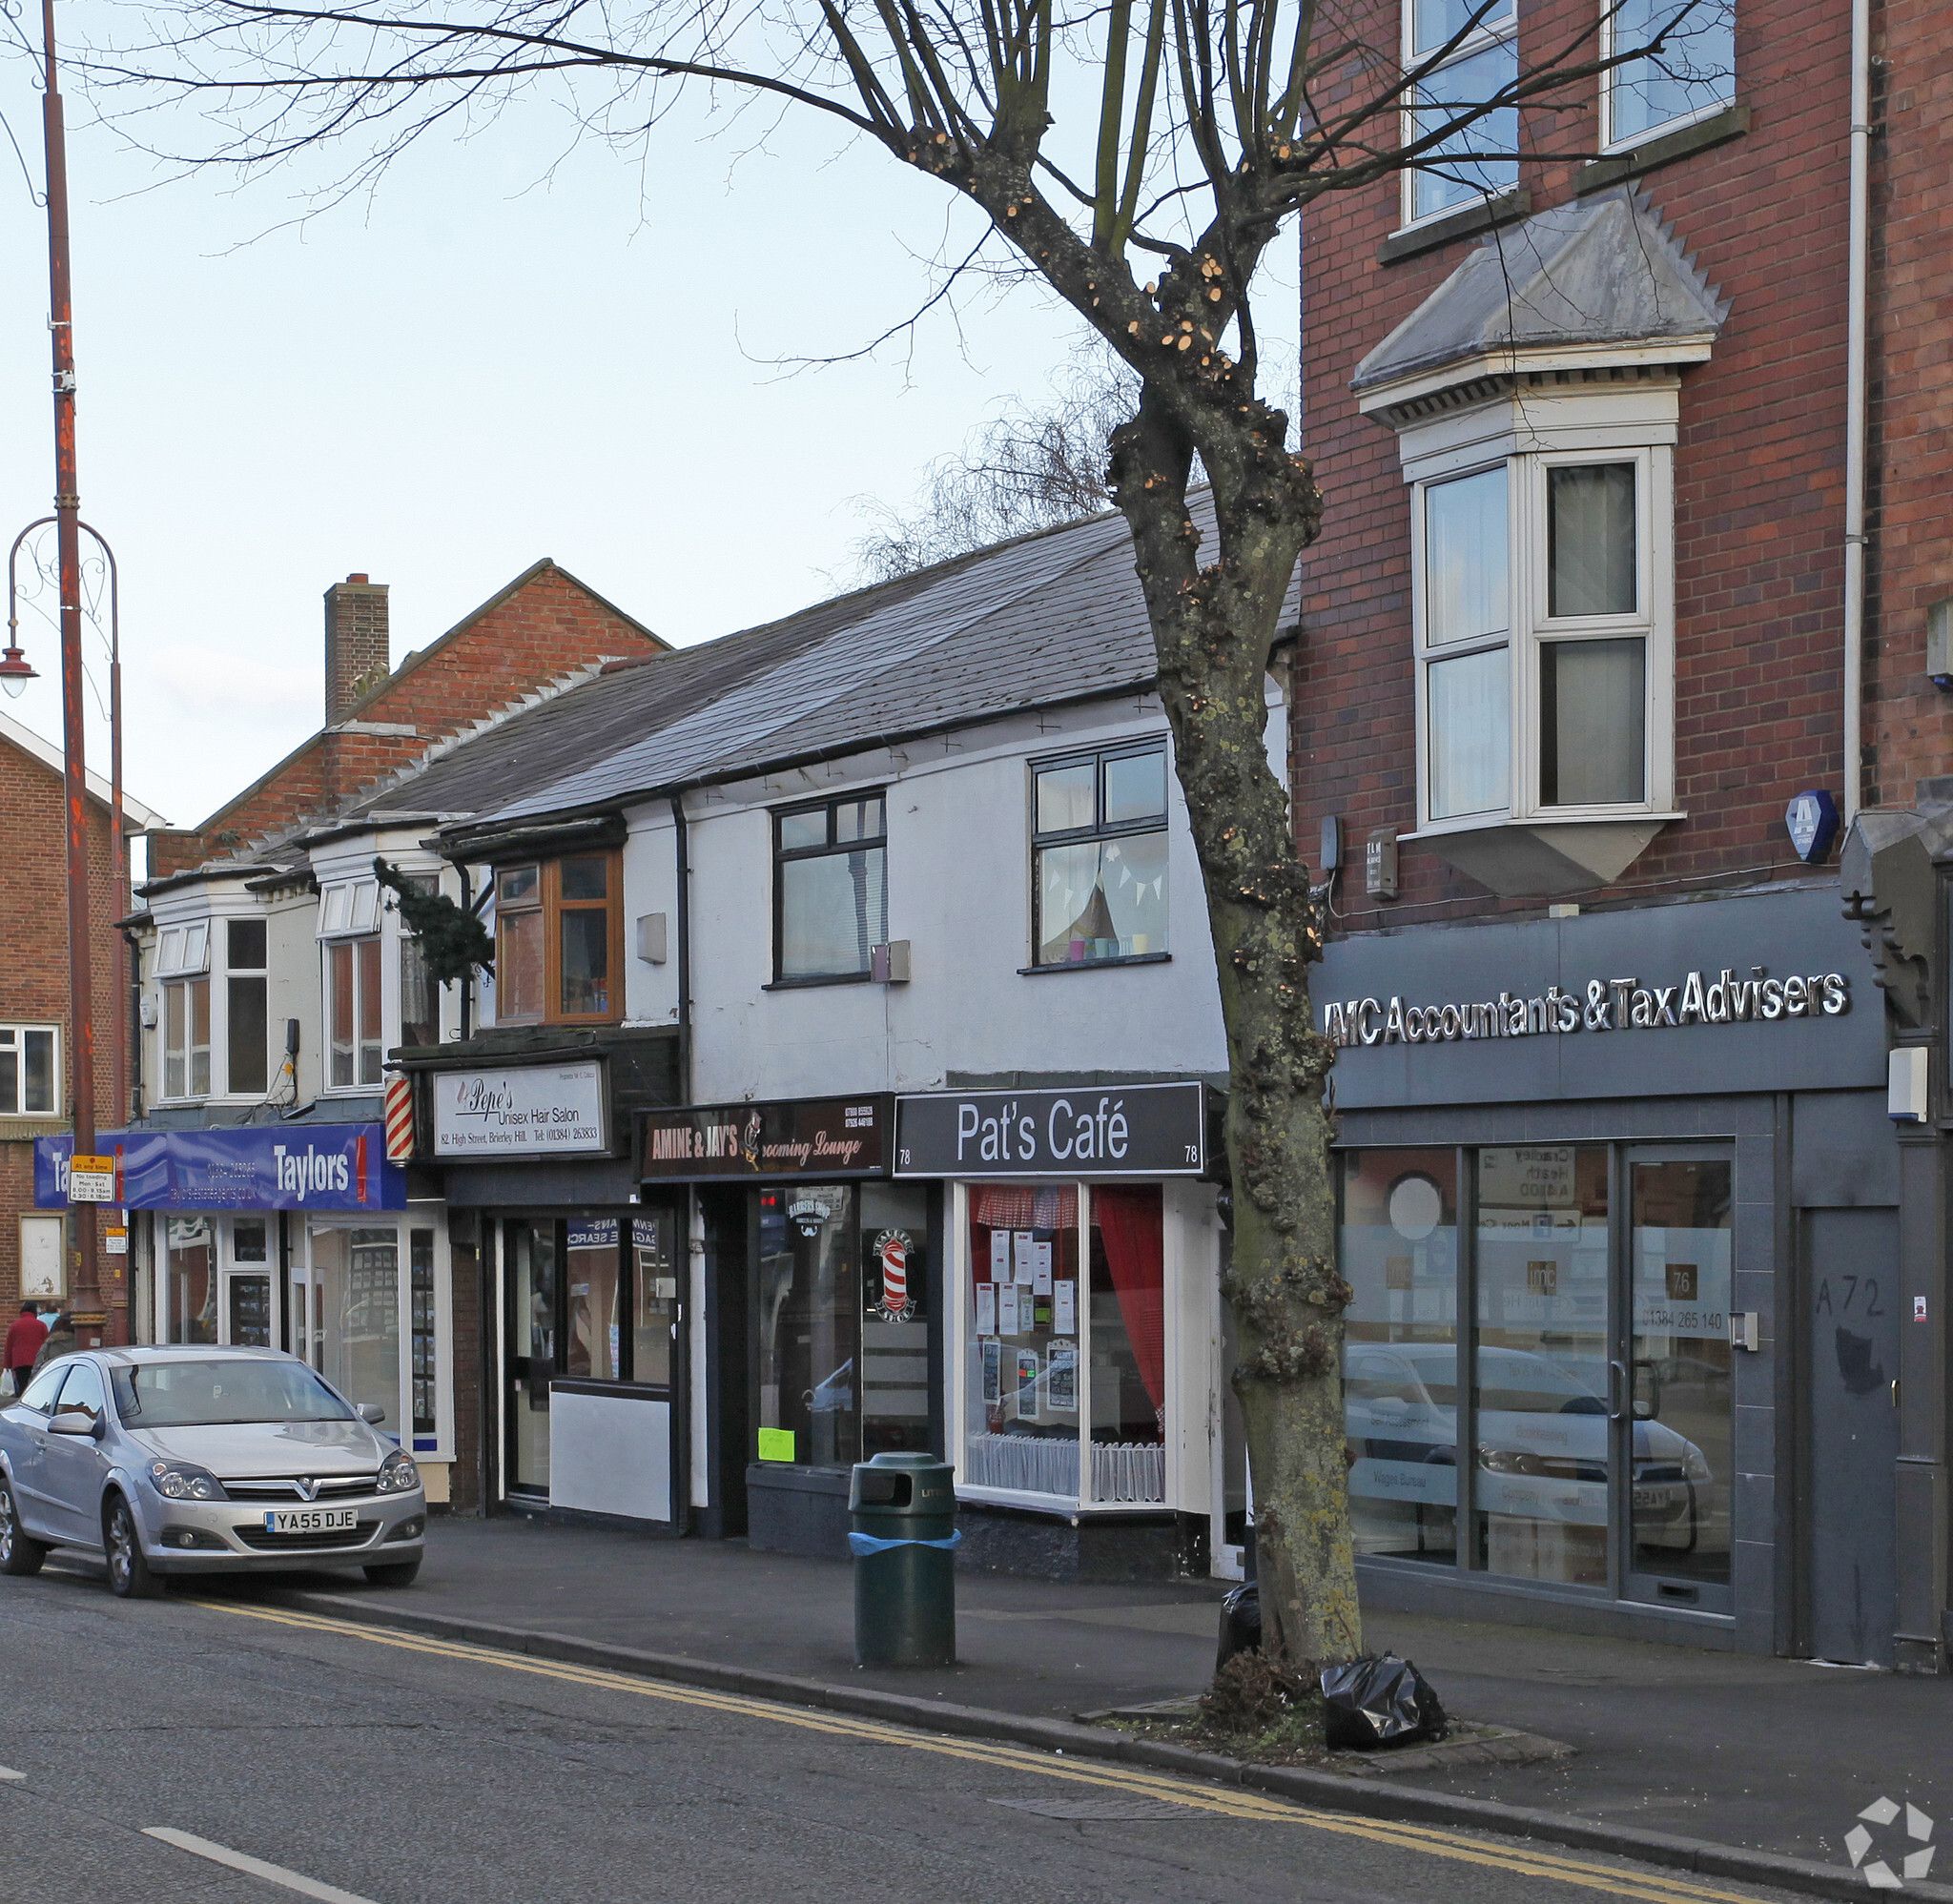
[636,1095,946,1559]
[1319,883,1895,1659]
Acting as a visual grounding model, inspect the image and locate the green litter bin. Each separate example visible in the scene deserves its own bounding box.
[849,1451,957,1668]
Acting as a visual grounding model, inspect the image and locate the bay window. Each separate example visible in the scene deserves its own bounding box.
[1603,0,1736,150]
[163,977,211,1099]
[1403,0,1517,226]
[1416,447,1670,834]
[328,935,383,1089]
[494,854,623,1024]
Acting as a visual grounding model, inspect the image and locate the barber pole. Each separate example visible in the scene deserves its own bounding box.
[873,1228,915,1322]
[383,1074,415,1164]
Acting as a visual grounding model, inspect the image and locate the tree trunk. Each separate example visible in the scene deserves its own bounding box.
[1109,395,1359,1672]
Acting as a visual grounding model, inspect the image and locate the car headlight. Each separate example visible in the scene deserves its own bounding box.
[147,1460,227,1502]
[1683,1445,1713,1483]
[376,1451,421,1494]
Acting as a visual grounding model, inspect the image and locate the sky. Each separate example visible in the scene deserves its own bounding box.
[0,16,1296,841]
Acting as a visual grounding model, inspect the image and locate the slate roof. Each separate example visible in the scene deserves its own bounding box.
[424,495,1286,840]
[1352,186,1730,396]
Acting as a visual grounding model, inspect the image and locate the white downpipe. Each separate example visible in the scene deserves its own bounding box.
[1842,0,1871,824]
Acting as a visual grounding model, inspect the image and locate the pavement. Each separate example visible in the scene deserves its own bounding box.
[0,1570,1827,1904]
[163,1513,1953,1882]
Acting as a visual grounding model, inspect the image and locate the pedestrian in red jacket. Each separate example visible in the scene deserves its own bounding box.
[5,1303,48,1398]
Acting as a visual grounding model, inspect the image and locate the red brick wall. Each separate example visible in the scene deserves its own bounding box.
[1288,0,1910,929]
[149,563,663,876]
[1862,0,1953,804]
[0,737,131,1327]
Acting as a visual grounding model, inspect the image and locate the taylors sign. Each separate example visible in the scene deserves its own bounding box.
[1322,966,1851,1049]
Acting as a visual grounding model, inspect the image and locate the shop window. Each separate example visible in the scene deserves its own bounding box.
[165,1217,216,1344]
[1336,1143,1734,1607]
[228,1220,274,1350]
[326,935,384,1089]
[753,1181,929,1468]
[1417,451,1669,828]
[1341,1150,1460,1565]
[226,918,269,1095]
[1031,745,1169,967]
[0,1025,57,1116]
[494,855,623,1025]
[306,1224,403,1428]
[772,795,887,983]
[1087,1185,1166,1503]
[1603,0,1735,149]
[411,1227,437,1436]
[567,1217,624,1381]
[1402,0,1517,227]
[632,1212,680,1386]
[162,977,211,1100]
[964,1184,1082,1498]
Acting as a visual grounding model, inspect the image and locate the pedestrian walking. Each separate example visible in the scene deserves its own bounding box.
[4,1303,47,1398]
[31,1313,75,1375]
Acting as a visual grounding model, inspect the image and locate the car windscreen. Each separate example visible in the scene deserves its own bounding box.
[110,1360,356,1427]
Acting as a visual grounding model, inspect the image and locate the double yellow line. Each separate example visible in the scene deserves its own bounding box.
[194,1600,1765,1904]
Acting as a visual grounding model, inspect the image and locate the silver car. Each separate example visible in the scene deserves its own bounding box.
[0,1345,425,1598]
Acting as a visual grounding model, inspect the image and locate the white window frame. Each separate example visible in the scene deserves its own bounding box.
[0,1024,59,1117]
[1399,0,1520,233]
[321,932,387,1093]
[1599,0,1736,154]
[160,974,213,1102]
[1399,382,1684,841]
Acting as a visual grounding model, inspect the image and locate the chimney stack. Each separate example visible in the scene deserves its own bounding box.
[324,573,390,724]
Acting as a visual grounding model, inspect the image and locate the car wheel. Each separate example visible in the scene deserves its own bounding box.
[103,1494,161,1599]
[0,1480,47,1577]
[361,1559,421,1588]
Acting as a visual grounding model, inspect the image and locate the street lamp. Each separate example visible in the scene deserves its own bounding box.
[0,645,36,696]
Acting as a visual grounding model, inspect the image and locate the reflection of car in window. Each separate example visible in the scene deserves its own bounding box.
[1345,1341,1717,1549]
[808,1360,854,1414]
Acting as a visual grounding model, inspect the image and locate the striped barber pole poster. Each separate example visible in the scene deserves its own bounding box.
[383,1073,416,1163]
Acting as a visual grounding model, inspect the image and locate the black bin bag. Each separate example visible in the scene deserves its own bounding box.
[1215,1582,1261,1670]
[1319,1654,1449,1750]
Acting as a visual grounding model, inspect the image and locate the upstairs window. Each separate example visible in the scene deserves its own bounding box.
[328,935,383,1089]
[155,918,212,1102]
[0,1026,56,1116]
[773,797,887,983]
[393,873,441,1048]
[1604,0,1736,149]
[495,853,623,1024]
[1403,0,1518,226]
[1417,449,1666,828]
[1032,745,1169,967]
[226,918,269,1095]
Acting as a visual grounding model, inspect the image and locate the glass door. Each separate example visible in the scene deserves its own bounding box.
[305,1222,405,1438]
[505,1219,560,1496]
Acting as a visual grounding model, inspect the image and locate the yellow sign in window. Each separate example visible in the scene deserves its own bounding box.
[756,1427,796,1464]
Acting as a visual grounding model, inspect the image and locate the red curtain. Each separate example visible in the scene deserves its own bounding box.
[1092,1185,1164,1413]
[969,1186,1078,1233]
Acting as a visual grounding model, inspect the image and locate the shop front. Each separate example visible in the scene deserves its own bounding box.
[638,1095,929,1557]
[33,1125,455,1488]
[893,1080,1223,1582]
[1317,884,1892,1657]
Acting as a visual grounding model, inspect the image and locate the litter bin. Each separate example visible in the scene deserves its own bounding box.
[849,1451,957,1668]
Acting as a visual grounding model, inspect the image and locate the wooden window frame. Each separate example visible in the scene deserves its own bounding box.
[494,852,625,1027]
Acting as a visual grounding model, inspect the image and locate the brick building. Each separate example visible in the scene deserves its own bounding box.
[1291,0,1949,1664]
[0,711,166,1338]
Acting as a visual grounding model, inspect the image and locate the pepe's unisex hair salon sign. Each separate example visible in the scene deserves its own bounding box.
[1323,965,1851,1050]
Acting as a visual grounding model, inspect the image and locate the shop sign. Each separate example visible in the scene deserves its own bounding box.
[1322,966,1851,1051]
[431,1061,608,1158]
[639,1097,889,1179]
[34,1125,402,1212]
[894,1081,1205,1178]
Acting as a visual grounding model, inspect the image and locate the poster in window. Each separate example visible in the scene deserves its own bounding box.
[1016,1348,1040,1420]
[981,1338,1001,1403]
[989,1232,1010,1280]
[1053,1280,1076,1336]
[1013,1232,1036,1283]
[865,1227,921,1322]
[975,1281,996,1337]
[1033,1240,1053,1294]
[1048,1343,1078,1414]
[998,1284,1020,1336]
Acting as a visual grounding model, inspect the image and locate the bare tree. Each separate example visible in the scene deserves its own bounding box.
[77,0,1717,1677]
[850,345,1135,580]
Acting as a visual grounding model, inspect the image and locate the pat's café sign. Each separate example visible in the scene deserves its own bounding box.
[639,1096,891,1179]
[894,1081,1206,1178]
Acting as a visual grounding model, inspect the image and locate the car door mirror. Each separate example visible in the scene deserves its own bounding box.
[48,1407,100,1438]
[357,1402,386,1424]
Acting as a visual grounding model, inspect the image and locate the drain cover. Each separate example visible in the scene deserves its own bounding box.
[989,1795,1203,1821]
